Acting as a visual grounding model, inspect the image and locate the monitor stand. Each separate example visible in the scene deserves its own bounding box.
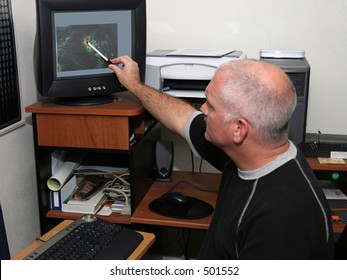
[55,95,115,106]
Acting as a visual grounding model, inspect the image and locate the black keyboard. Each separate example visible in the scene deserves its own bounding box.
[24,215,143,260]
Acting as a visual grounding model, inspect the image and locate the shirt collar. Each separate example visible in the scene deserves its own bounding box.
[238,141,297,180]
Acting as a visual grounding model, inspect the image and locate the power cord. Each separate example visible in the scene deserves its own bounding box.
[103,188,131,216]
[166,180,219,193]
[102,173,131,216]
[103,172,130,189]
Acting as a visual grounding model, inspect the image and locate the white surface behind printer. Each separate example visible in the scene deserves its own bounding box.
[145,50,246,98]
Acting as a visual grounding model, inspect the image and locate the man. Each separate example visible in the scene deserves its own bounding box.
[109,57,334,259]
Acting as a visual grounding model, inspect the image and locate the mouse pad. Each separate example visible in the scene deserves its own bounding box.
[149,195,214,219]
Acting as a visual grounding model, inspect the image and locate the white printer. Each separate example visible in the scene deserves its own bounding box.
[145,49,246,98]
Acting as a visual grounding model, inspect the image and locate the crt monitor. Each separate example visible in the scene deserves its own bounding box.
[35,0,146,105]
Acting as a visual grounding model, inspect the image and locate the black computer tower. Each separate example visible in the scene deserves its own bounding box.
[260,58,310,146]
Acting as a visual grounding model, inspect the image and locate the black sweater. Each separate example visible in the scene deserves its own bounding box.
[185,113,334,259]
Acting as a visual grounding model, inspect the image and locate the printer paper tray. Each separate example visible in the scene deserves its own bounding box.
[163,79,209,91]
[162,89,205,98]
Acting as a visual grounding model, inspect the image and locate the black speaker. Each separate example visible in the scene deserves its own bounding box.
[155,140,174,182]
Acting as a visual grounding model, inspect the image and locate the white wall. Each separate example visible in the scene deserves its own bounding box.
[146,0,347,135]
[1,0,40,256]
[2,0,347,256]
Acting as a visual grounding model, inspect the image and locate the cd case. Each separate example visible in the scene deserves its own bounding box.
[69,176,104,201]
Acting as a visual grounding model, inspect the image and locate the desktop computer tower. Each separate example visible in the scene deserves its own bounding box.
[260,58,310,146]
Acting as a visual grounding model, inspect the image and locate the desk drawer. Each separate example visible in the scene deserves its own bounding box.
[36,114,130,150]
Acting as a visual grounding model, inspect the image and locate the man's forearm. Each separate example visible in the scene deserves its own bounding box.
[130,83,198,137]
[108,56,199,137]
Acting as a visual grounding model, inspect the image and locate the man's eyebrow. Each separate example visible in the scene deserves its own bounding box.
[204,94,212,107]
[204,90,209,100]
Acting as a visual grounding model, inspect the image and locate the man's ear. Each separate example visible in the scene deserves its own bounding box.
[233,118,249,144]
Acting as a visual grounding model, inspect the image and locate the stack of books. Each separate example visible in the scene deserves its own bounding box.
[48,151,129,214]
[50,175,106,214]
[62,186,107,214]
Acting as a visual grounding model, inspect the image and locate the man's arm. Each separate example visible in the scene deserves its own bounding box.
[108,56,198,138]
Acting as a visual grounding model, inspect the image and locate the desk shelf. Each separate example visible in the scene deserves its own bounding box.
[26,93,160,234]
[131,171,221,230]
[306,157,347,172]
[11,219,156,260]
[46,209,132,224]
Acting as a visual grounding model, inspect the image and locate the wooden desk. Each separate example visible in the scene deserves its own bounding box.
[131,171,221,229]
[25,92,145,150]
[25,93,159,233]
[306,157,347,171]
[306,157,347,233]
[12,220,155,260]
[131,170,346,233]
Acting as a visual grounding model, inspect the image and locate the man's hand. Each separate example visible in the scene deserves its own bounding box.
[108,56,141,92]
[109,56,197,138]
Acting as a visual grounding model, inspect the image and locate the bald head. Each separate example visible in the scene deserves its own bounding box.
[215,59,296,145]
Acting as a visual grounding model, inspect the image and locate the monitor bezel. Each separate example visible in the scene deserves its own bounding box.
[35,0,146,103]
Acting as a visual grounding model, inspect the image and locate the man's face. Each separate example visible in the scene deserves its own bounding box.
[200,74,234,148]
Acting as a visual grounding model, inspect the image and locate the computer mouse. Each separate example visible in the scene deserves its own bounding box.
[149,192,214,219]
[160,192,189,205]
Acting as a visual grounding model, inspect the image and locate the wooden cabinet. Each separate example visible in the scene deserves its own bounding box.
[26,93,159,234]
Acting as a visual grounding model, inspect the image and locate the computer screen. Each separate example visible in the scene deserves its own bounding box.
[53,11,130,79]
[35,0,146,105]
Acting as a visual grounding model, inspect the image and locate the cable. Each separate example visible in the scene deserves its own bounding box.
[36,238,46,243]
[190,150,195,174]
[199,159,203,173]
[102,172,131,216]
[103,188,131,216]
[167,180,219,193]
[103,172,130,189]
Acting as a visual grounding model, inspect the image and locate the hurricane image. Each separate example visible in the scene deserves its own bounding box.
[56,23,118,73]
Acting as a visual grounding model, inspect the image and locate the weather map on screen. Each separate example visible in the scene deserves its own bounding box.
[56,24,118,74]
[53,10,133,79]
[35,0,145,105]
